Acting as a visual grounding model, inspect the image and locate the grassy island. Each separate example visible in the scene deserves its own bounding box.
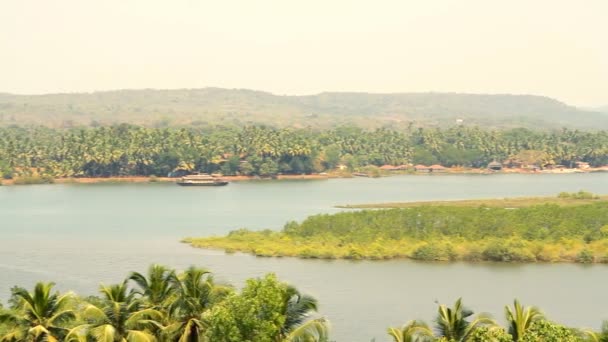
[185,195,608,263]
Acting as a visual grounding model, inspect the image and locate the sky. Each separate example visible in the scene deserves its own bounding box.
[1,0,607,107]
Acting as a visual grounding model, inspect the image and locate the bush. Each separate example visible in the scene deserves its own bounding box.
[482,241,536,262]
[468,327,513,342]
[576,249,594,263]
[13,175,55,185]
[411,242,456,261]
[520,320,580,342]
[558,190,599,200]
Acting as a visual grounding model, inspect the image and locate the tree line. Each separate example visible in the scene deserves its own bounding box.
[1,267,607,341]
[0,125,607,180]
[387,297,608,342]
[0,265,328,342]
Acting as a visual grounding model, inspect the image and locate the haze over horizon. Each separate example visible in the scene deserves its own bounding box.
[2,0,607,107]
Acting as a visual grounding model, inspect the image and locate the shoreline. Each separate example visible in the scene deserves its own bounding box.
[337,194,608,209]
[185,196,608,264]
[1,167,606,186]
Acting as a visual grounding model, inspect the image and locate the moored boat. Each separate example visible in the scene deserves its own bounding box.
[176,173,229,186]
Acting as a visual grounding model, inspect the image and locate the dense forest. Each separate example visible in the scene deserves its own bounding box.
[186,201,608,262]
[0,125,607,180]
[1,266,607,341]
[2,89,608,130]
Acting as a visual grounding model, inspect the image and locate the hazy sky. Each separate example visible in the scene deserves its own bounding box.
[1,0,607,106]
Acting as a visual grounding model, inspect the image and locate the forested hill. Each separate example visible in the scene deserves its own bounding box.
[1,88,607,130]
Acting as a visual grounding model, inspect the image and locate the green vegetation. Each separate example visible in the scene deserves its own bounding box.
[2,275,608,341]
[1,124,607,179]
[388,298,604,341]
[338,193,608,209]
[11,175,54,185]
[558,190,601,200]
[0,265,328,342]
[186,202,608,262]
[2,89,608,130]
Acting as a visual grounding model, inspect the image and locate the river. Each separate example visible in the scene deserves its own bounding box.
[1,173,608,341]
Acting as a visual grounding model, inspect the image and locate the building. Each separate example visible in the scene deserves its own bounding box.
[487,161,503,171]
[414,164,431,172]
[429,164,447,173]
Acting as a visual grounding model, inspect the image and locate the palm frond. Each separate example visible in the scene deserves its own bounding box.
[284,317,330,342]
[90,324,118,342]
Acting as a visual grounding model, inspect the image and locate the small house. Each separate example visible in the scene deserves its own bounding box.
[575,161,590,169]
[487,161,503,171]
[429,164,447,173]
[414,164,431,172]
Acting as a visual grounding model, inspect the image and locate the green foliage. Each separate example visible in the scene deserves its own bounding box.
[0,282,75,341]
[558,191,600,200]
[204,274,286,342]
[389,298,601,342]
[576,249,594,263]
[519,320,581,342]
[505,300,544,341]
[412,243,456,261]
[468,327,513,342]
[0,266,329,342]
[12,175,54,185]
[190,202,608,263]
[0,124,607,180]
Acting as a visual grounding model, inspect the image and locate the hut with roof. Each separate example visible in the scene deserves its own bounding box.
[429,164,447,173]
[414,164,431,173]
[487,161,503,171]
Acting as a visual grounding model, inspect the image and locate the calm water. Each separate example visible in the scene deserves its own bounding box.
[1,173,608,341]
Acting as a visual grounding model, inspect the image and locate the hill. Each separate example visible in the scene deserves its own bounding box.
[1,88,606,130]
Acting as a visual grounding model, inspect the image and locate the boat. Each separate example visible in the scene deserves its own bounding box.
[176,173,229,186]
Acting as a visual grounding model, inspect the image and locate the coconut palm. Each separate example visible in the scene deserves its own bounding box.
[584,321,608,342]
[283,317,330,342]
[0,282,75,342]
[80,281,163,342]
[128,264,175,310]
[504,299,543,341]
[163,266,232,341]
[387,320,435,342]
[279,286,329,342]
[435,298,495,341]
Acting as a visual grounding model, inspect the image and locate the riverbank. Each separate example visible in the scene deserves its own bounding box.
[337,193,608,209]
[185,199,608,263]
[2,166,607,186]
[0,173,336,185]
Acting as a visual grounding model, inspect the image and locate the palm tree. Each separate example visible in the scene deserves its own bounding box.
[388,320,434,342]
[504,299,543,341]
[283,317,330,342]
[435,298,495,341]
[128,264,175,310]
[79,281,163,342]
[279,286,329,342]
[0,282,75,342]
[584,321,608,342]
[163,267,231,341]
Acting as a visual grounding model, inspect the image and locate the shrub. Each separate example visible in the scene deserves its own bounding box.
[558,190,599,200]
[13,175,55,185]
[411,242,456,261]
[468,327,513,342]
[520,320,580,342]
[576,249,594,263]
[482,241,536,262]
